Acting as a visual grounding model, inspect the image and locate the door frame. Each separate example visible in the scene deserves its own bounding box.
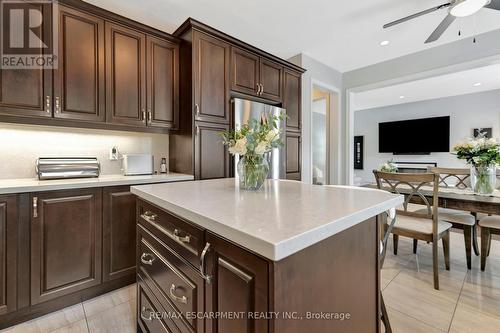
[310,79,341,185]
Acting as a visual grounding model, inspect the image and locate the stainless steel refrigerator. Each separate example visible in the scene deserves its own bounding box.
[232,98,286,179]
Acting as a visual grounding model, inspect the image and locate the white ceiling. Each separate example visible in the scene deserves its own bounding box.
[352,63,500,111]
[84,0,500,72]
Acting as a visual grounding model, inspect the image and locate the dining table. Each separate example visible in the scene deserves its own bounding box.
[364,183,500,253]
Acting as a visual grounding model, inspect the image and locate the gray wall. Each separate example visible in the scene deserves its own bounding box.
[288,54,343,184]
[354,89,500,184]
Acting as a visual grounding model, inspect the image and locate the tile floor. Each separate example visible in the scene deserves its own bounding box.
[382,231,500,333]
[2,231,499,333]
[0,285,136,333]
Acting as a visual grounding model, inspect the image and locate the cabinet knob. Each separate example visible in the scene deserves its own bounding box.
[195,104,200,117]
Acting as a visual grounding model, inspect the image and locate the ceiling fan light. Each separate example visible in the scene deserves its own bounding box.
[450,0,490,17]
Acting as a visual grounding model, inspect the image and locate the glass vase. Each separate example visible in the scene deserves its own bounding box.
[237,155,270,191]
[470,165,496,195]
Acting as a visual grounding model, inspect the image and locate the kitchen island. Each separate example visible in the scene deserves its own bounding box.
[131,179,402,333]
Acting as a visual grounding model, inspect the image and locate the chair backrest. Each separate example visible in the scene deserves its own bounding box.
[373,170,440,235]
[427,166,470,189]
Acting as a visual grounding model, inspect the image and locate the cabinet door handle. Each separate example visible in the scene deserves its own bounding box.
[200,242,212,284]
[195,104,200,117]
[147,109,152,123]
[260,83,264,95]
[142,109,146,123]
[173,229,190,243]
[140,253,155,266]
[256,83,261,95]
[55,97,60,113]
[140,306,153,321]
[32,197,38,218]
[169,284,188,304]
[195,125,200,136]
[46,96,51,113]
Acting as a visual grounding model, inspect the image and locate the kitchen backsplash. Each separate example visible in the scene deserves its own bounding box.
[0,123,169,179]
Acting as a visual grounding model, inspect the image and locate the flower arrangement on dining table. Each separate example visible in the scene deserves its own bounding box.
[452,137,500,194]
[220,113,285,190]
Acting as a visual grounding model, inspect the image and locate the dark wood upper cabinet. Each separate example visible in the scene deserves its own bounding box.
[105,22,147,126]
[231,48,283,102]
[0,195,18,316]
[0,2,52,119]
[283,69,301,131]
[54,6,105,122]
[30,188,102,305]
[193,31,230,124]
[146,36,179,129]
[206,232,269,333]
[231,47,259,96]
[286,131,301,181]
[102,186,136,282]
[194,122,230,180]
[259,59,283,102]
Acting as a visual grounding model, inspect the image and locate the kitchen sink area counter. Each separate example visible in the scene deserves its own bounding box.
[132,179,403,333]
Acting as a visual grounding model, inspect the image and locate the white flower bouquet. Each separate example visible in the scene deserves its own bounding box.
[452,137,500,194]
[380,159,398,173]
[221,114,285,190]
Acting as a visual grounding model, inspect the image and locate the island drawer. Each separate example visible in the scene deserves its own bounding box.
[138,225,204,332]
[137,199,205,268]
[138,275,190,333]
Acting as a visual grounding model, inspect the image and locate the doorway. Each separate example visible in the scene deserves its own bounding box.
[311,84,339,185]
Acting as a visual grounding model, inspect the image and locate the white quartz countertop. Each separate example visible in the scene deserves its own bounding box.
[0,173,194,194]
[131,179,403,261]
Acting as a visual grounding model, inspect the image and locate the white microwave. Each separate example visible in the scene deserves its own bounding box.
[122,154,154,176]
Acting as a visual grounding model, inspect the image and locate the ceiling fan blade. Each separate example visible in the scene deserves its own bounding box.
[383,3,451,29]
[425,14,456,43]
[485,0,500,10]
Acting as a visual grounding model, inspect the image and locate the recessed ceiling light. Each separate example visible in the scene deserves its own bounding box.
[473,82,482,87]
[380,40,390,46]
[399,95,405,99]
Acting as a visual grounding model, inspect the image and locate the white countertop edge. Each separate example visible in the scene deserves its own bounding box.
[131,186,404,261]
[0,173,194,194]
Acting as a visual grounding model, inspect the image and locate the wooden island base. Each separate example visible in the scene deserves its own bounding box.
[136,197,380,333]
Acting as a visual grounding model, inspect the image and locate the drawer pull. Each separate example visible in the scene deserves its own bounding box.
[141,211,158,222]
[169,284,188,304]
[141,253,155,266]
[173,229,191,243]
[140,306,153,321]
[200,242,212,284]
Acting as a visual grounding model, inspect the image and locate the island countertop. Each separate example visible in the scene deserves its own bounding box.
[131,178,403,261]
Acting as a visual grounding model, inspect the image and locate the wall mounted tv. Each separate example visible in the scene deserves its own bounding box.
[379,116,450,154]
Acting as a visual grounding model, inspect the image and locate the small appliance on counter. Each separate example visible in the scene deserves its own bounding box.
[36,157,100,180]
[122,154,154,176]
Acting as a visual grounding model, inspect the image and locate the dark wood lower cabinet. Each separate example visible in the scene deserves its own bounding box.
[205,232,269,333]
[103,186,137,281]
[0,195,18,316]
[30,188,102,305]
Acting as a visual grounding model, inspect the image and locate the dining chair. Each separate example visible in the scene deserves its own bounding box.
[374,170,452,290]
[413,167,478,270]
[479,216,500,271]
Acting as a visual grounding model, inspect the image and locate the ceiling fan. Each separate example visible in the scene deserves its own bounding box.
[383,0,500,43]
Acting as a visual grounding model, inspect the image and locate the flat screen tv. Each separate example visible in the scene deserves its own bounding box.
[379,116,450,154]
